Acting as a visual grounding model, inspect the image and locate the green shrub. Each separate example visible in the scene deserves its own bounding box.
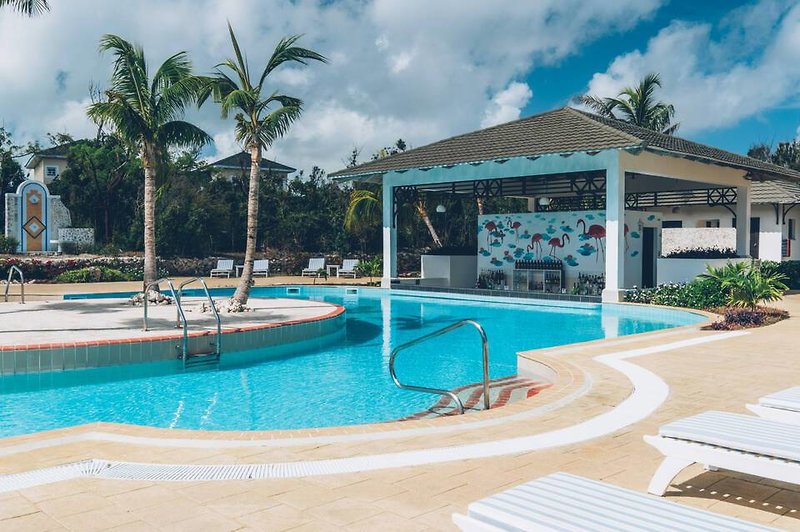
[355,257,382,280]
[0,235,18,254]
[762,260,800,290]
[700,261,787,309]
[624,277,726,309]
[55,266,131,283]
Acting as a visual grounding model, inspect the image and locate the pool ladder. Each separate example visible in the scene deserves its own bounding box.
[142,277,222,369]
[3,265,24,304]
[389,319,490,415]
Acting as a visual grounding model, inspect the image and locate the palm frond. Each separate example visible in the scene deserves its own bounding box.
[0,0,48,15]
[156,120,212,150]
[344,189,381,232]
[258,34,328,89]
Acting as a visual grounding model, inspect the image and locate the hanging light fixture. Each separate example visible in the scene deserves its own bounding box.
[538,197,552,207]
[436,204,446,213]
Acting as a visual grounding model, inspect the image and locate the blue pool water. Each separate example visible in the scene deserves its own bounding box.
[0,288,704,436]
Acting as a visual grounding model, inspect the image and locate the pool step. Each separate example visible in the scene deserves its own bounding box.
[182,351,221,370]
[397,376,551,421]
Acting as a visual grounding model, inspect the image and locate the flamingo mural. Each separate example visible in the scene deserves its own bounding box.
[527,233,545,258]
[548,234,570,258]
[578,218,605,262]
[483,220,497,245]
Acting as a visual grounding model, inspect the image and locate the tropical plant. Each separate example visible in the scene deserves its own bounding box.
[88,34,211,290]
[700,261,788,309]
[355,256,382,283]
[199,24,327,307]
[0,0,48,15]
[578,73,679,135]
[0,235,18,254]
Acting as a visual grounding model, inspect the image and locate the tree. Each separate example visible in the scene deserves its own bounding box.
[578,73,679,135]
[200,24,327,307]
[0,127,26,224]
[748,142,800,171]
[0,0,48,15]
[88,34,211,290]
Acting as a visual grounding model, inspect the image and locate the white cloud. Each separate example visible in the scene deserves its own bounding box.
[481,82,533,128]
[580,0,800,134]
[0,0,664,173]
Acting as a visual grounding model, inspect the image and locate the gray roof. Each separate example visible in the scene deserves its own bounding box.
[752,179,800,204]
[25,142,75,169]
[209,152,296,174]
[330,107,800,182]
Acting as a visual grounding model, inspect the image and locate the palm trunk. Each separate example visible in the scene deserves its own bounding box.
[415,200,442,248]
[141,144,158,291]
[232,143,261,304]
[476,197,485,216]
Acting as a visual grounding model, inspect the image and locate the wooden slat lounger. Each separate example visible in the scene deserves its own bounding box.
[452,472,775,531]
[747,386,800,425]
[645,411,800,496]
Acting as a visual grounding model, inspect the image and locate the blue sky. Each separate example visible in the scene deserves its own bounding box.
[1,0,798,172]
[527,0,800,155]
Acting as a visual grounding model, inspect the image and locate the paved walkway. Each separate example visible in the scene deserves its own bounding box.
[0,297,337,346]
[0,284,797,531]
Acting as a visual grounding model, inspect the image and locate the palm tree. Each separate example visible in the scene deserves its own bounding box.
[88,35,211,290]
[578,73,679,135]
[344,187,443,248]
[200,24,327,307]
[0,0,48,15]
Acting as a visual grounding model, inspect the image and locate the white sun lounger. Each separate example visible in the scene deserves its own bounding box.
[252,259,269,278]
[339,258,360,278]
[747,386,800,425]
[645,411,800,496]
[301,257,325,277]
[209,259,235,278]
[452,472,775,531]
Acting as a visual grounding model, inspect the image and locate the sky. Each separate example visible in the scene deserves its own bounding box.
[0,0,799,175]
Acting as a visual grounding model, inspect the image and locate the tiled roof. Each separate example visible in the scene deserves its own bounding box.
[330,107,800,183]
[25,142,76,168]
[751,179,800,204]
[209,152,296,173]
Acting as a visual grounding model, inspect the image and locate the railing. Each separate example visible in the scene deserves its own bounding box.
[389,319,490,415]
[4,265,24,304]
[177,278,222,361]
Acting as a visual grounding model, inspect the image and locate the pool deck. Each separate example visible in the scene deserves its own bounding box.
[0,279,799,531]
[0,297,339,346]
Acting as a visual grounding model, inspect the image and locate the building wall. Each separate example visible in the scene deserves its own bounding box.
[652,204,799,261]
[477,210,661,290]
[30,159,67,184]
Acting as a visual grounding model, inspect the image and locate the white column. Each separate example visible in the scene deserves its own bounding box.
[602,154,626,302]
[527,197,537,212]
[735,185,751,257]
[381,181,397,288]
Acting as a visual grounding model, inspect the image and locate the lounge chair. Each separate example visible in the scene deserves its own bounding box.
[644,411,800,496]
[339,259,360,278]
[301,257,325,277]
[452,472,774,531]
[747,386,800,425]
[253,259,269,278]
[209,259,235,278]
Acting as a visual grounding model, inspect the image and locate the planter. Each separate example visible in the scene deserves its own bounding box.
[656,257,750,285]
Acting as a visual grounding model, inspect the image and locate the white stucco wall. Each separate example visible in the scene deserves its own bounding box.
[657,257,751,284]
[652,204,798,261]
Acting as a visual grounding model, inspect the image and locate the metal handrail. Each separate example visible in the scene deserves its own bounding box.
[177,277,222,360]
[389,319,490,415]
[4,265,24,304]
[142,278,179,332]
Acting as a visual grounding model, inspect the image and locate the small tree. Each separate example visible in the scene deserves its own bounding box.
[700,261,788,310]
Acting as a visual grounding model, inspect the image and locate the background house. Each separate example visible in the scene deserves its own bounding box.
[25,142,73,184]
[209,152,296,183]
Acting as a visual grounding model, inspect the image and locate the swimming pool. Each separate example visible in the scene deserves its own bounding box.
[0,287,704,437]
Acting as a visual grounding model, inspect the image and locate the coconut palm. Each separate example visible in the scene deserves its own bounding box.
[88,34,211,290]
[0,0,48,15]
[578,73,679,135]
[200,24,327,307]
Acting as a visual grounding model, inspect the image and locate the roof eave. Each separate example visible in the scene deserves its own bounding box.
[643,146,800,183]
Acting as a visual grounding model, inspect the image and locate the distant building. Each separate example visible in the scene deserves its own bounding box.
[25,143,74,184]
[208,152,296,182]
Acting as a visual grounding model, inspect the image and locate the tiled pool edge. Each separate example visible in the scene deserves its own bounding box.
[0,305,346,376]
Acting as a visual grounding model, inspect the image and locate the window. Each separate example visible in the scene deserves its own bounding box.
[790,219,796,241]
[662,220,682,229]
[704,219,720,228]
[44,166,58,178]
